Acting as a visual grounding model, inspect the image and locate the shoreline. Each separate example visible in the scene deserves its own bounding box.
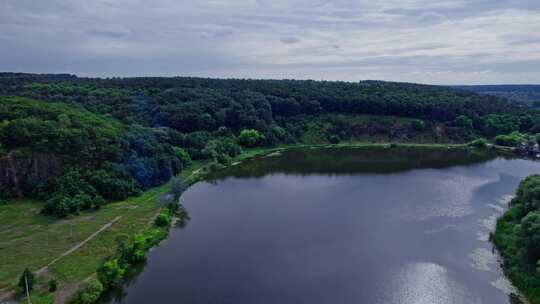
[1,142,519,303]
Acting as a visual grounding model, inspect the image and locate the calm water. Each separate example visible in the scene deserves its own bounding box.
[105,148,540,304]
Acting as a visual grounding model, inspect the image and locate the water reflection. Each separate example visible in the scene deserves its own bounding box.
[103,148,539,304]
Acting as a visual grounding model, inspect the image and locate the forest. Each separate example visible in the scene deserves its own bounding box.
[455,85,540,109]
[1,73,540,218]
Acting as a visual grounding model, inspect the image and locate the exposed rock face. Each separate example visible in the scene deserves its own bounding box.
[0,150,63,197]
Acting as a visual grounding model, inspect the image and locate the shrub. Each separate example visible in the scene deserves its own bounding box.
[411,119,426,131]
[494,131,523,147]
[238,129,265,147]
[76,279,103,304]
[121,234,148,264]
[328,135,340,144]
[97,259,125,289]
[154,212,172,227]
[48,279,57,292]
[469,138,488,148]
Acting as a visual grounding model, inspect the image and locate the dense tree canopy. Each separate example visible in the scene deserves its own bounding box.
[1,73,539,217]
[493,175,540,301]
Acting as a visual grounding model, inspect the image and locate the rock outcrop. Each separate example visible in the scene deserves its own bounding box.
[0,150,63,197]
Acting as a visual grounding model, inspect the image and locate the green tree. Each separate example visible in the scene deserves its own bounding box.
[97,259,125,288]
[494,131,523,147]
[455,115,473,130]
[515,175,540,215]
[521,211,540,262]
[78,279,103,304]
[238,129,265,147]
[122,234,148,263]
[155,212,172,227]
[169,176,187,201]
[18,268,34,293]
[173,147,192,168]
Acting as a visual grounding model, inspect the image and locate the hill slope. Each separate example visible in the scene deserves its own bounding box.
[454,85,540,108]
[1,74,540,216]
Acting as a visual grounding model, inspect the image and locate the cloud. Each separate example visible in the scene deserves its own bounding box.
[1,0,540,84]
[280,37,301,44]
[87,28,130,39]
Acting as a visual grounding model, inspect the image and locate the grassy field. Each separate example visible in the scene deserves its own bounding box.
[0,146,267,303]
[0,159,211,303]
[0,186,166,299]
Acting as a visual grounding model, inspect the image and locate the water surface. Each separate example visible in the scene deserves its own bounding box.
[105,148,540,304]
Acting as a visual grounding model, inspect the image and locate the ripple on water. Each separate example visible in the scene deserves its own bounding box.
[403,175,491,221]
[380,262,479,304]
[424,224,458,235]
[477,231,490,241]
[491,276,519,296]
[479,213,500,231]
[469,247,498,271]
[498,195,515,206]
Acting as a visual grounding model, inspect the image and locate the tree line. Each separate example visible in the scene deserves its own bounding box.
[1,74,540,217]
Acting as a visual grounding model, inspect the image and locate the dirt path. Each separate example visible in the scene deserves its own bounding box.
[36,216,122,275]
[0,215,121,303]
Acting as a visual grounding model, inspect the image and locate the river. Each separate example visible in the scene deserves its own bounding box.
[103,147,540,304]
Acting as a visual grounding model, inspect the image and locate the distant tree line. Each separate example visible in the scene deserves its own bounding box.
[1,74,539,217]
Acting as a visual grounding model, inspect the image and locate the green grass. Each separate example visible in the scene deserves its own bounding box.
[0,185,166,290]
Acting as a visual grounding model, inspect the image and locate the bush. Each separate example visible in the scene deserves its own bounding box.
[97,259,125,289]
[411,119,426,131]
[328,135,340,144]
[469,138,488,148]
[76,279,103,304]
[121,234,148,264]
[238,129,265,147]
[494,131,523,147]
[154,212,172,227]
[48,279,57,292]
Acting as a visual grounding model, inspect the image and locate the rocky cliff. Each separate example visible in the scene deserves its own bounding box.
[0,150,63,197]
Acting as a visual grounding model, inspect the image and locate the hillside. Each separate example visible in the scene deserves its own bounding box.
[0,96,190,217]
[1,74,540,216]
[454,85,540,109]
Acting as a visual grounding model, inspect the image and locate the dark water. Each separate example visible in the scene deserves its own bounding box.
[105,148,540,304]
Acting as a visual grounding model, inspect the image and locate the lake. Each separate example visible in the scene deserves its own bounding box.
[104,147,540,304]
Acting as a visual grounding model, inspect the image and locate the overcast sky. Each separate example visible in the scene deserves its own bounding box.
[2,0,540,84]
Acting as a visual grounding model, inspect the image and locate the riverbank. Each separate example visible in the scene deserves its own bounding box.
[0,141,511,303]
[0,145,279,303]
[492,175,540,304]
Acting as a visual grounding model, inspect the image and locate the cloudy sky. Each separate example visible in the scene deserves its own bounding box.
[2,0,540,84]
